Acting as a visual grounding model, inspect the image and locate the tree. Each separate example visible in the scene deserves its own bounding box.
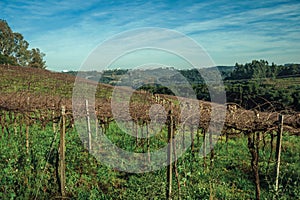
[0,20,14,56]
[0,19,46,68]
[13,32,30,66]
[28,48,46,69]
[0,53,16,65]
[228,60,279,80]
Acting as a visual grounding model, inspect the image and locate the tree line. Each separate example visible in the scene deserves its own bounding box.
[0,19,46,69]
[137,60,300,112]
[227,60,300,80]
[67,60,299,111]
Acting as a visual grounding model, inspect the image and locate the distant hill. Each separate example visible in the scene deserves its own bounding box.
[63,66,235,86]
[2,62,299,112]
[61,62,300,112]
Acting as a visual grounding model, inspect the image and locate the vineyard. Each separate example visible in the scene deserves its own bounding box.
[0,65,300,199]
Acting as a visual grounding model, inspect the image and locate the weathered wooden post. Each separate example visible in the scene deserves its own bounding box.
[146,122,151,163]
[203,129,207,168]
[25,116,30,154]
[248,131,261,200]
[95,111,98,141]
[275,114,283,195]
[85,99,92,151]
[59,106,66,197]
[172,118,181,198]
[166,109,173,200]
[52,104,56,133]
[209,130,214,168]
[26,96,30,154]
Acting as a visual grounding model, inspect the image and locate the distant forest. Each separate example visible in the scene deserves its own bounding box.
[65,60,300,112]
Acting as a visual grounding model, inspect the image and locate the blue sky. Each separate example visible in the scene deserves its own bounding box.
[1,0,299,71]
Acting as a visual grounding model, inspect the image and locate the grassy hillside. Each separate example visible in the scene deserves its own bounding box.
[0,65,115,99]
[0,65,299,199]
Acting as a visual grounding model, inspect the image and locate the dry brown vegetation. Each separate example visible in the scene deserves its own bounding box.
[1,64,300,134]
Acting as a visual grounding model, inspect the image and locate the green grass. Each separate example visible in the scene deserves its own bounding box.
[0,65,299,199]
[0,115,299,199]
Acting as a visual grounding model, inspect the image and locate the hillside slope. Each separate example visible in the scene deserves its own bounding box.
[1,65,300,134]
[0,65,114,97]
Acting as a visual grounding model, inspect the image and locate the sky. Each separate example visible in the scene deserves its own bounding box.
[1,0,300,71]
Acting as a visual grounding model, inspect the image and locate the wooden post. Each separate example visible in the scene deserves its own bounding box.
[59,106,66,197]
[85,100,92,151]
[26,97,30,154]
[166,110,173,200]
[26,115,29,154]
[209,131,214,168]
[248,132,261,200]
[95,114,98,141]
[203,129,207,168]
[135,121,138,147]
[146,122,151,163]
[172,122,181,197]
[275,114,283,194]
[182,124,185,149]
[52,105,56,133]
[255,132,261,200]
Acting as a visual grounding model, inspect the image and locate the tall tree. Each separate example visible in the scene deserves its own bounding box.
[228,60,279,80]
[0,19,46,68]
[28,48,46,69]
[0,19,16,65]
[13,32,30,66]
